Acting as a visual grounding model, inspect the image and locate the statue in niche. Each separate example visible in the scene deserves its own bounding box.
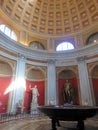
[30,85,40,114]
[30,85,40,104]
[62,80,75,104]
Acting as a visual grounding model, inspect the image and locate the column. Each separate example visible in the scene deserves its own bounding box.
[11,54,26,113]
[77,56,93,106]
[47,59,57,105]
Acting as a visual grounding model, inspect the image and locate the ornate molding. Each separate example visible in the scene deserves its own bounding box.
[0,32,98,65]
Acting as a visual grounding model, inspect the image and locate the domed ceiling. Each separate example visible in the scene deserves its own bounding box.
[0,0,98,36]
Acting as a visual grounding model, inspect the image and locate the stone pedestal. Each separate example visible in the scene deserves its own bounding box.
[16,107,22,114]
[30,102,39,114]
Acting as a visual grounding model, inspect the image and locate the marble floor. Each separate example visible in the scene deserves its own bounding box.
[0,114,98,130]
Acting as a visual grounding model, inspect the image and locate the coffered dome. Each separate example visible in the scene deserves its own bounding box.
[0,0,98,36]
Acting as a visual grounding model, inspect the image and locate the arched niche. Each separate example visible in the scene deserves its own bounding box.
[86,32,98,45]
[57,69,79,105]
[91,65,98,106]
[29,41,45,50]
[24,66,45,112]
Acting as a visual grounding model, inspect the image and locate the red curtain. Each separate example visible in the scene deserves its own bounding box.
[0,77,12,113]
[92,78,98,106]
[58,78,79,105]
[24,80,45,112]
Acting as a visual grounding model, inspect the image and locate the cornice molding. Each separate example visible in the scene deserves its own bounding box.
[0,32,98,63]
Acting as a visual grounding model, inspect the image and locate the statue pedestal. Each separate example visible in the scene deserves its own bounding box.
[30,102,39,114]
[16,107,22,114]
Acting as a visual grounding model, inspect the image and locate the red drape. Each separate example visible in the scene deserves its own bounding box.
[92,78,98,106]
[0,77,12,113]
[58,78,79,105]
[24,80,45,112]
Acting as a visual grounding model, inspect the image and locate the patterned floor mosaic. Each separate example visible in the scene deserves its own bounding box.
[0,114,98,130]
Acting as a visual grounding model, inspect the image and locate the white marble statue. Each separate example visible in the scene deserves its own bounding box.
[30,85,39,104]
[30,85,40,114]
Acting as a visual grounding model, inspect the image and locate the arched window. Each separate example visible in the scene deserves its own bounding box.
[0,24,17,41]
[56,42,74,51]
[86,32,98,45]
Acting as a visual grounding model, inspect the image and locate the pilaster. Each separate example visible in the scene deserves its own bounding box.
[47,59,57,105]
[77,56,93,106]
[11,54,26,113]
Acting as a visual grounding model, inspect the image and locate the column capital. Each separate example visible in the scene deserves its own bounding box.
[18,53,26,60]
[47,59,56,64]
[76,56,87,62]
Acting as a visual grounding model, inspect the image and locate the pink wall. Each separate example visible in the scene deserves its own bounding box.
[0,77,12,113]
[92,78,98,106]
